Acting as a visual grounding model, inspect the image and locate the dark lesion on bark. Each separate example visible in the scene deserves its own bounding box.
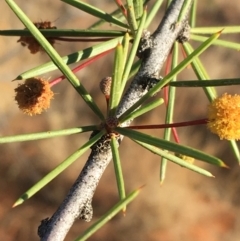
[136,20,191,92]
[138,76,161,91]
[78,199,93,222]
[137,30,156,59]
[90,132,112,154]
[38,217,50,238]
[176,20,191,43]
[137,20,191,59]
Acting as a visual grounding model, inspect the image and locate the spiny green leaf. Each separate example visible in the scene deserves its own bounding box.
[118,30,221,119]
[15,37,123,80]
[61,0,128,29]
[13,130,105,207]
[135,140,214,178]
[110,136,126,212]
[191,34,240,50]
[0,125,98,143]
[0,29,125,37]
[119,8,146,97]
[169,78,240,87]
[6,0,104,120]
[161,42,179,183]
[109,43,124,115]
[191,26,240,34]
[183,42,217,101]
[119,98,164,123]
[115,127,227,167]
[74,188,140,241]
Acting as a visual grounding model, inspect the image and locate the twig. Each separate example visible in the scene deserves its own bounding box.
[39,0,193,240]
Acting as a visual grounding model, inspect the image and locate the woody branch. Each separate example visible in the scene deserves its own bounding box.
[39,0,193,240]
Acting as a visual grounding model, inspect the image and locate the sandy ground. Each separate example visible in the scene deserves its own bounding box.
[0,1,240,240]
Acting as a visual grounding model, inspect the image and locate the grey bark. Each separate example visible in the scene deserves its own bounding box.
[39,0,192,240]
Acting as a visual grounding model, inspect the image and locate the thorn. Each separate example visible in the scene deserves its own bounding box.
[122,208,126,216]
[12,200,22,208]
[221,163,229,169]
[137,184,146,190]
[11,78,19,82]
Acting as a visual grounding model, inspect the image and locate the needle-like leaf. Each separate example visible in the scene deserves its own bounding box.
[13,130,105,207]
[115,127,227,167]
[0,125,98,143]
[61,0,128,29]
[110,136,126,212]
[118,30,221,119]
[74,188,140,241]
[6,0,105,120]
[135,140,214,177]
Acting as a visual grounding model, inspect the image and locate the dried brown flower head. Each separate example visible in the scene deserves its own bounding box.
[15,77,54,116]
[17,21,56,54]
[99,77,112,98]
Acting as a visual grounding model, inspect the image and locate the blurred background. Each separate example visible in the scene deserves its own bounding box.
[0,0,240,240]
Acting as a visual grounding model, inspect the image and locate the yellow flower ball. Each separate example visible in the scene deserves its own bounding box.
[207,93,240,140]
